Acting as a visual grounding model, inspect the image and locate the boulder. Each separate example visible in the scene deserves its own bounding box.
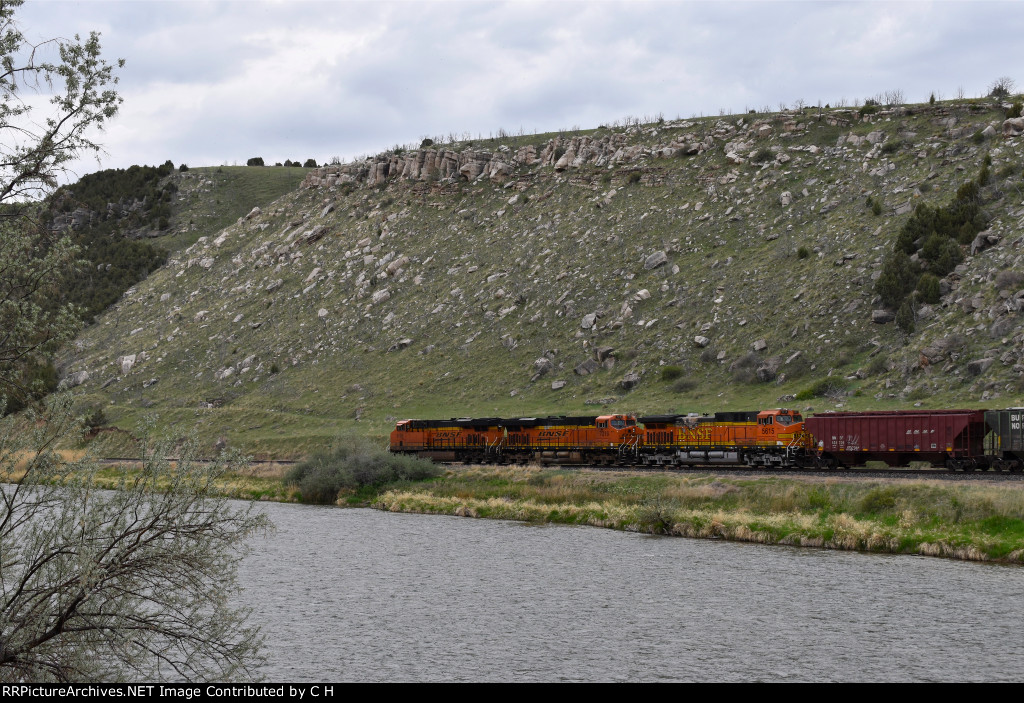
[1003,117,1024,137]
[620,372,641,390]
[967,358,995,376]
[644,251,669,270]
[574,359,599,376]
[118,354,136,375]
[533,357,554,378]
[780,191,793,206]
[871,309,895,324]
[694,336,710,348]
[581,313,597,330]
[64,370,89,388]
[970,229,1000,256]
[386,256,409,275]
[551,380,567,390]
[751,339,768,352]
[756,356,782,382]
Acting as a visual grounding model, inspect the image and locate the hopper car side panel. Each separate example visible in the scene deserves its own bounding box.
[804,410,988,469]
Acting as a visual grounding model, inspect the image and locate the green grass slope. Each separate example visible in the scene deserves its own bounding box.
[160,166,310,252]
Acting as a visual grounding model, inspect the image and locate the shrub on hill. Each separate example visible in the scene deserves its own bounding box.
[876,169,987,308]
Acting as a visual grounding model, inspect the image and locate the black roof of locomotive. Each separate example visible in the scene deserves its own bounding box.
[401,415,601,429]
[639,411,759,424]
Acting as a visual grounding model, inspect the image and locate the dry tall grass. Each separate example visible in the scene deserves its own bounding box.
[372,466,1024,563]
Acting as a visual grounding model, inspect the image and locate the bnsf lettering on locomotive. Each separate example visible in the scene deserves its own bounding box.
[539,429,568,438]
[682,427,712,440]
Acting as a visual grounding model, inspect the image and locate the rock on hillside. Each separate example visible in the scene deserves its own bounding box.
[58,99,1024,454]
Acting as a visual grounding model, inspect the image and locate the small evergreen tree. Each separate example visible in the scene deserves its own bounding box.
[896,301,916,333]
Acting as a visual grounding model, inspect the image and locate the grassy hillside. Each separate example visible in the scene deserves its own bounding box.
[160,166,309,252]
[58,98,1024,457]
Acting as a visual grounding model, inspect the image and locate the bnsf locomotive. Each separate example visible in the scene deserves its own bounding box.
[389,408,1024,471]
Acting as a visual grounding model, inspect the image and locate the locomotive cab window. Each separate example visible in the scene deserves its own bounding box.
[611,419,626,429]
[776,415,793,426]
[760,416,773,425]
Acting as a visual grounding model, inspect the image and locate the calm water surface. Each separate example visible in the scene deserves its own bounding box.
[237,503,1024,682]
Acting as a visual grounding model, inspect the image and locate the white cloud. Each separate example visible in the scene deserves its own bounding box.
[14,0,1024,178]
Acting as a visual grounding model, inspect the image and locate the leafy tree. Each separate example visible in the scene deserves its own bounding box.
[0,3,268,682]
[246,156,264,166]
[0,221,80,402]
[303,158,317,168]
[0,1,124,201]
[989,76,1016,99]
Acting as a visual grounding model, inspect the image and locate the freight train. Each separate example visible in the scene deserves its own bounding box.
[389,408,1024,472]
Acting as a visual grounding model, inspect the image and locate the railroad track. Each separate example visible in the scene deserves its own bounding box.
[95,458,1024,481]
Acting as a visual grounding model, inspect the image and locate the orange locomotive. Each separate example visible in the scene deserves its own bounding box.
[637,408,814,467]
[390,409,813,467]
[390,414,641,465]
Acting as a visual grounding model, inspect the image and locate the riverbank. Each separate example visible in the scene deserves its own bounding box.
[70,460,1024,563]
[370,466,1024,564]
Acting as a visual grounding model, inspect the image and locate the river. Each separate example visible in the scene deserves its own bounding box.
[237,503,1024,682]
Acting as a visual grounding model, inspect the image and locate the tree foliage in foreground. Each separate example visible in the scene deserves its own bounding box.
[0,400,270,681]
[0,1,270,682]
[0,0,124,201]
[0,219,81,407]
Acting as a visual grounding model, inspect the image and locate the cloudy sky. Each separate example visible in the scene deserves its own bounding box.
[16,0,1024,178]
